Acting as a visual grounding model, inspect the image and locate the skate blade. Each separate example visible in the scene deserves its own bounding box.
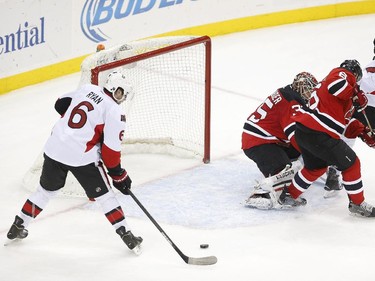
[132,244,142,256]
[4,238,22,246]
[349,212,368,218]
[273,199,307,209]
[348,211,375,218]
[273,203,294,210]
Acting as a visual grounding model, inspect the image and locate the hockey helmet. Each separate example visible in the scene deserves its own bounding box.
[291,72,318,102]
[340,59,362,82]
[104,71,133,104]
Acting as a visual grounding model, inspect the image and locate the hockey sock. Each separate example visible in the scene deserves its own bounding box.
[288,167,326,198]
[341,157,364,205]
[96,190,130,231]
[19,184,58,227]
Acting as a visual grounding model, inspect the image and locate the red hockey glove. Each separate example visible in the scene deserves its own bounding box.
[108,168,132,195]
[359,126,375,148]
[352,87,368,112]
[344,119,365,138]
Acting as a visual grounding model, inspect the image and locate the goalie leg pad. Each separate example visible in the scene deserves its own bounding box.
[268,160,302,191]
[246,193,274,210]
[245,161,302,210]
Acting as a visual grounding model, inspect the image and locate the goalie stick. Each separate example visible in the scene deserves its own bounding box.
[127,189,218,265]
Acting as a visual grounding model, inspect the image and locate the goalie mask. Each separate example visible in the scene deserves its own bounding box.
[104,71,133,104]
[291,72,318,102]
[340,59,362,82]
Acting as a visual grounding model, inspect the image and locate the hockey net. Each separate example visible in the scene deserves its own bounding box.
[23,35,211,197]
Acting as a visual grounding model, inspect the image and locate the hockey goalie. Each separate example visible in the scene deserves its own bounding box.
[242,72,341,210]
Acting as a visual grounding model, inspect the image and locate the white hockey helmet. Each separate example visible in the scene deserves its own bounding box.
[104,71,133,104]
[292,72,318,102]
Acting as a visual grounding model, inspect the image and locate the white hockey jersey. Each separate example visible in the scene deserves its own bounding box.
[360,59,375,107]
[44,84,125,168]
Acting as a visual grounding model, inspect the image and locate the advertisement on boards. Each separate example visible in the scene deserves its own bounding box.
[0,1,72,77]
[0,0,365,84]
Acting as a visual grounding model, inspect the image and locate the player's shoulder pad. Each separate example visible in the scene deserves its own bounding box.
[279,85,306,106]
[106,102,126,122]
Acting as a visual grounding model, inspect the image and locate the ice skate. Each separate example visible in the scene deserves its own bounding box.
[348,201,375,217]
[5,216,28,246]
[323,167,342,198]
[116,226,143,255]
[278,186,307,208]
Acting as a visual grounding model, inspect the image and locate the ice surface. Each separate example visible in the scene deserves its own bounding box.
[1,14,375,281]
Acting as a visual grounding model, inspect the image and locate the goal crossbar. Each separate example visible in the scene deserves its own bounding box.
[91,35,211,163]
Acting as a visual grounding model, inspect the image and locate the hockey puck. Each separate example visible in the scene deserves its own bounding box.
[200,244,209,249]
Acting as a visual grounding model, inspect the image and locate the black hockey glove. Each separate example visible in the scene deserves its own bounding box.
[108,167,132,195]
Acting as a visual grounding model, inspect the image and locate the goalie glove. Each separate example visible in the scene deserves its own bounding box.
[108,166,132,195]
[352,87,368,112]
[359,126,375,148]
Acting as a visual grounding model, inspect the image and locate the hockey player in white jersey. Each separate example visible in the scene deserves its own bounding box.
[6,71,143,253]
[354,38,375,129]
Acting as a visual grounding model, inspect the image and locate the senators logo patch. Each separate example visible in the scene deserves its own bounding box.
[121,115,126,122]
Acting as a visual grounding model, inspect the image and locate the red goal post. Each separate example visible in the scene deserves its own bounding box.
[89,35,211,163]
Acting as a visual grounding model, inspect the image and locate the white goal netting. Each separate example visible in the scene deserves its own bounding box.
[23,36,211,197]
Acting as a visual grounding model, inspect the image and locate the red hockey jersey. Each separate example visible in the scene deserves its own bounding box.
[293,68,357,139]
[242,86,304,151]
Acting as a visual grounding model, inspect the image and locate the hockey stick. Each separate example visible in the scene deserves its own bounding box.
[127,189,218,265]
[362,110,374,133]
